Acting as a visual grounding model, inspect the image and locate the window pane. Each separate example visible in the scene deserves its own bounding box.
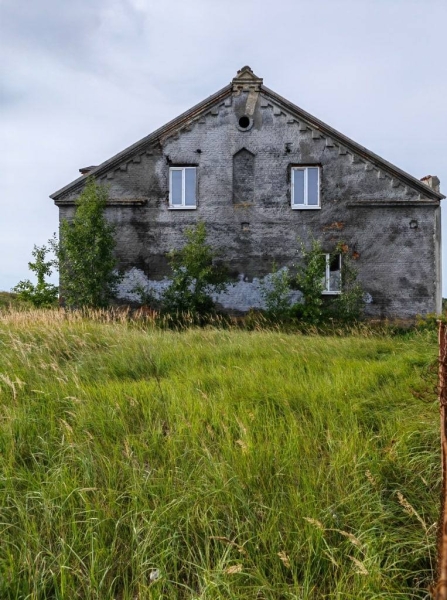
[293,169,305,205]
[171,170,182,205]
[307,168,319,206]
[185,168,196,206]
[329,255,341,291]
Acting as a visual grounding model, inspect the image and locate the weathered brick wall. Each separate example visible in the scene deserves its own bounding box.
[57,89,441,318]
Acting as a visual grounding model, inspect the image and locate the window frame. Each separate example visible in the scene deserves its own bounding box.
[322,253,342,295]
[291,166,321,210]
[169,166,197,209]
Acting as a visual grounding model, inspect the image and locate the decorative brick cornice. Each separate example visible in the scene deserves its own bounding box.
[260,86,445,201]
[55,197,147,207]
[347,199,439,207]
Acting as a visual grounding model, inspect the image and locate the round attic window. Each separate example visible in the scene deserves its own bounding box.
[238,115,252,130]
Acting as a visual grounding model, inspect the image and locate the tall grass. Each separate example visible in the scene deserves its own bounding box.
[0,309,439,598]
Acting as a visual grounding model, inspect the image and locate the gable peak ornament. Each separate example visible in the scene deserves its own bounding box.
[232,66,263,92]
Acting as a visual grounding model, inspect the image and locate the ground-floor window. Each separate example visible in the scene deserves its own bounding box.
[322,253,341,294]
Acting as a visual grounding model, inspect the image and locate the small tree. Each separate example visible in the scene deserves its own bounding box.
[56,178,121,308]
[12,242,58,308]
[260,264,293,319]
[294,239,326,324]
[161,222,228,318]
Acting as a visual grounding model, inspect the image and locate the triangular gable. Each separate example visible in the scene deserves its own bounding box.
[51,67,444,202]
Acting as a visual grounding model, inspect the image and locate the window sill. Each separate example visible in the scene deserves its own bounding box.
[168,206,197,210]
[292,205,321,210]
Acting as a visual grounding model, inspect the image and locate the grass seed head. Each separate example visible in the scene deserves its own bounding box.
[225,564,243,575]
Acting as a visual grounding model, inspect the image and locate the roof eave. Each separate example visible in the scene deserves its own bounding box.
[261,85,445,201]
[50,83,232,200]
[51,81,445,203]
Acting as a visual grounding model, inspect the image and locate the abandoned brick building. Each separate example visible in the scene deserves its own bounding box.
[51,66,444,318]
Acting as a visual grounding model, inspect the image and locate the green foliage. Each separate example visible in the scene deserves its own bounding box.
[161,222,229,319]
[56,178,121,308]
[131,283,161,309]
[294,239,365,324]
[415,312,442,332]
[11,242,58,307]
[294,238,326,324]
[0,314,439,599]
[328,242,365,322]
[260,264,293,319]
[0,291,19,309]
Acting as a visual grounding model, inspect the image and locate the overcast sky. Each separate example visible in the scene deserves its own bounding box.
[1,0,447,294]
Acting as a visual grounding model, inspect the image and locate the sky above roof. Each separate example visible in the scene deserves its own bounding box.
[1,0,446,294]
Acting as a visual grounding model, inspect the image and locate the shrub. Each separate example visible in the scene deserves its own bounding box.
[328,242,365,322]
[161,222,229,320]
[293,239,364,325]
[131,283,161,310]
[260,265,293,319]
[415,312,441,332]
[55,178,122,308]
[12,242,58,308]
[294,239,327,324]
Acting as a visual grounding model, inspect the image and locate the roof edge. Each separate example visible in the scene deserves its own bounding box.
[51,79,444,202]
[50,83,232,200]
[261,85,445,201]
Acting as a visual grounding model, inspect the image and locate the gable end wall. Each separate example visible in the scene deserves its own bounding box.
[57,90,441,318]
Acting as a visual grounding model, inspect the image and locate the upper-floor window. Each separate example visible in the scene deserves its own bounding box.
[322,253,341,294]
[169,167,197,209]
[291,166,320,209]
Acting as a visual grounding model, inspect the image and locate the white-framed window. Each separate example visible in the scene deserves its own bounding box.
[322,253,341,294]
[291,166,320,209]
[169,167,197,209]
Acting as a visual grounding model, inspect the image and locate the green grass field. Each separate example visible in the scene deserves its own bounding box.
[0,310,440,599]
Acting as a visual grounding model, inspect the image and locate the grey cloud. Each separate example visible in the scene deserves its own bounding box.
[0,82,26,109]
[1,0,102,61]
[1,0,148,82]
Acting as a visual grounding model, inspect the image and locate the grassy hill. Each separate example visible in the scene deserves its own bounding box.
[0,291,24,310]
[0,310,440,599]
